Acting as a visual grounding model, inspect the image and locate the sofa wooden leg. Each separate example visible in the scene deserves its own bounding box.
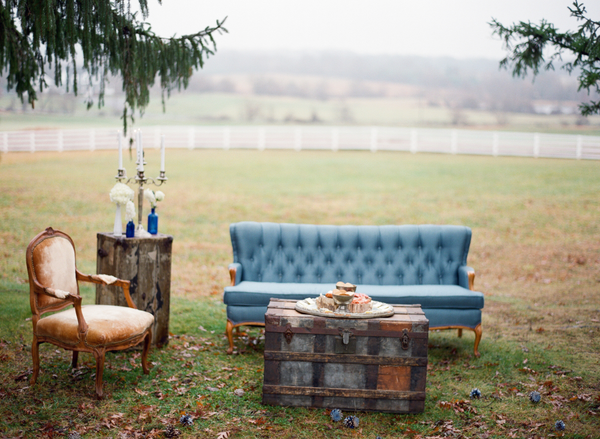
[226,320,235,355]
[30,336,40,386]
[142,330,152,375]
[457,329,463,338]
[473,324,482,357]
[235,326,248,336]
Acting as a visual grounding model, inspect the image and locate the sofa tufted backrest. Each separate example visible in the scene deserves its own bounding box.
[230,222,472,286]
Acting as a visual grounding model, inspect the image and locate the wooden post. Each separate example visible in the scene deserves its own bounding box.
[96,233,173,347]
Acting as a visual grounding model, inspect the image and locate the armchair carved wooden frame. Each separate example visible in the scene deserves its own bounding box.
[26,227,154,399]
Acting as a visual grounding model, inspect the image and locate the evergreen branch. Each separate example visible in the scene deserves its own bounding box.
[0,0,227,134]
[490,1,600,116]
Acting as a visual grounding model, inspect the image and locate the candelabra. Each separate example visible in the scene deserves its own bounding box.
[115,130,167,236]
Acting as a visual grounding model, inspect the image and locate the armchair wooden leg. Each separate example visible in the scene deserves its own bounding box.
[457,329,463,338]
[473,324,482,358]
[141,331,151,375]
[30,336,40,386]
[71,351,79,369]
[94,350,106,400]
[226,320,235,355]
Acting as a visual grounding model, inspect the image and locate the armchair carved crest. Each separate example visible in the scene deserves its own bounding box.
[26,227,154,399]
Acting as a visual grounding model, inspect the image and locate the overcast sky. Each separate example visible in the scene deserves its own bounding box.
[147,0,598,59]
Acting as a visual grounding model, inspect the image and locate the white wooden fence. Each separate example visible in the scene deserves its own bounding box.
[2,126,600,160]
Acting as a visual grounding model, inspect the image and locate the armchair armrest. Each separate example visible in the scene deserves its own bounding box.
[76,270,135,309]
[458,266,475,291]
[229,263,242,286]
[42,287,89,335]
[43,287,73,300]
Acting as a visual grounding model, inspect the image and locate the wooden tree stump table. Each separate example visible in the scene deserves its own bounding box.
[96,232,173,347]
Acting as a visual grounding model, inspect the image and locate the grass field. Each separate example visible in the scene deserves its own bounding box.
[1,149,599,438]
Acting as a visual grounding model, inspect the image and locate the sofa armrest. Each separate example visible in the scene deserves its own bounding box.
[458,266,475,290]
[229,263,242,286]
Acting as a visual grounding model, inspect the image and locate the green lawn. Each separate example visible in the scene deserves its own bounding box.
[1,149,599,438]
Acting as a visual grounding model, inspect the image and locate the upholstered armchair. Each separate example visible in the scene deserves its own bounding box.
[25,227,154,399]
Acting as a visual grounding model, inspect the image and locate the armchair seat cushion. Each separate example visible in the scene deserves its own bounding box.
[36,305,154,348]
[224,282,484,309]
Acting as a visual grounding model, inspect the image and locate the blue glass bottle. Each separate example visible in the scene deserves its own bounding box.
[126,220,135,238]
[148,207,158,235]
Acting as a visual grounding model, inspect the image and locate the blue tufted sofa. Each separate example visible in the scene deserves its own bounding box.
[223,222,484,355]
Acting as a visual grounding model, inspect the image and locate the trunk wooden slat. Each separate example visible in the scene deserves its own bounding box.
[262,298,429,413]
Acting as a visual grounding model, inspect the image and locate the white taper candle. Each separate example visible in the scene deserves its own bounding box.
[160,135,165,172]
[118,131,123,169]
[137,130,144,172]
[135,130,140,171]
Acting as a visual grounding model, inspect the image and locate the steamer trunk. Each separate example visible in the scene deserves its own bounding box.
[262,299,429,413]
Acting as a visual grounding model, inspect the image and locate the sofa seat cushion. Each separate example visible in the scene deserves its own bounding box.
[36,305,154,348]
[226,304,482,329]
[224,282,484,309]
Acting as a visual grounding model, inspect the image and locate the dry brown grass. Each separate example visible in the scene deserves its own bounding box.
[1,148,599,437]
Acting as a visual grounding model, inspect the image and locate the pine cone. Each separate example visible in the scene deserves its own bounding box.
[344,415,359,429]
[164,425,181,438]
[179,414,194,426]
[330,408,343,422]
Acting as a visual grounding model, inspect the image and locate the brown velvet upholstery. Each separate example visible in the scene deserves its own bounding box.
[26,227,154,399]
[36,305,154,347]
[31,235,78,310]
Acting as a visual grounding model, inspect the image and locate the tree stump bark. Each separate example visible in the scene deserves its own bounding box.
[96,233,173,347]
